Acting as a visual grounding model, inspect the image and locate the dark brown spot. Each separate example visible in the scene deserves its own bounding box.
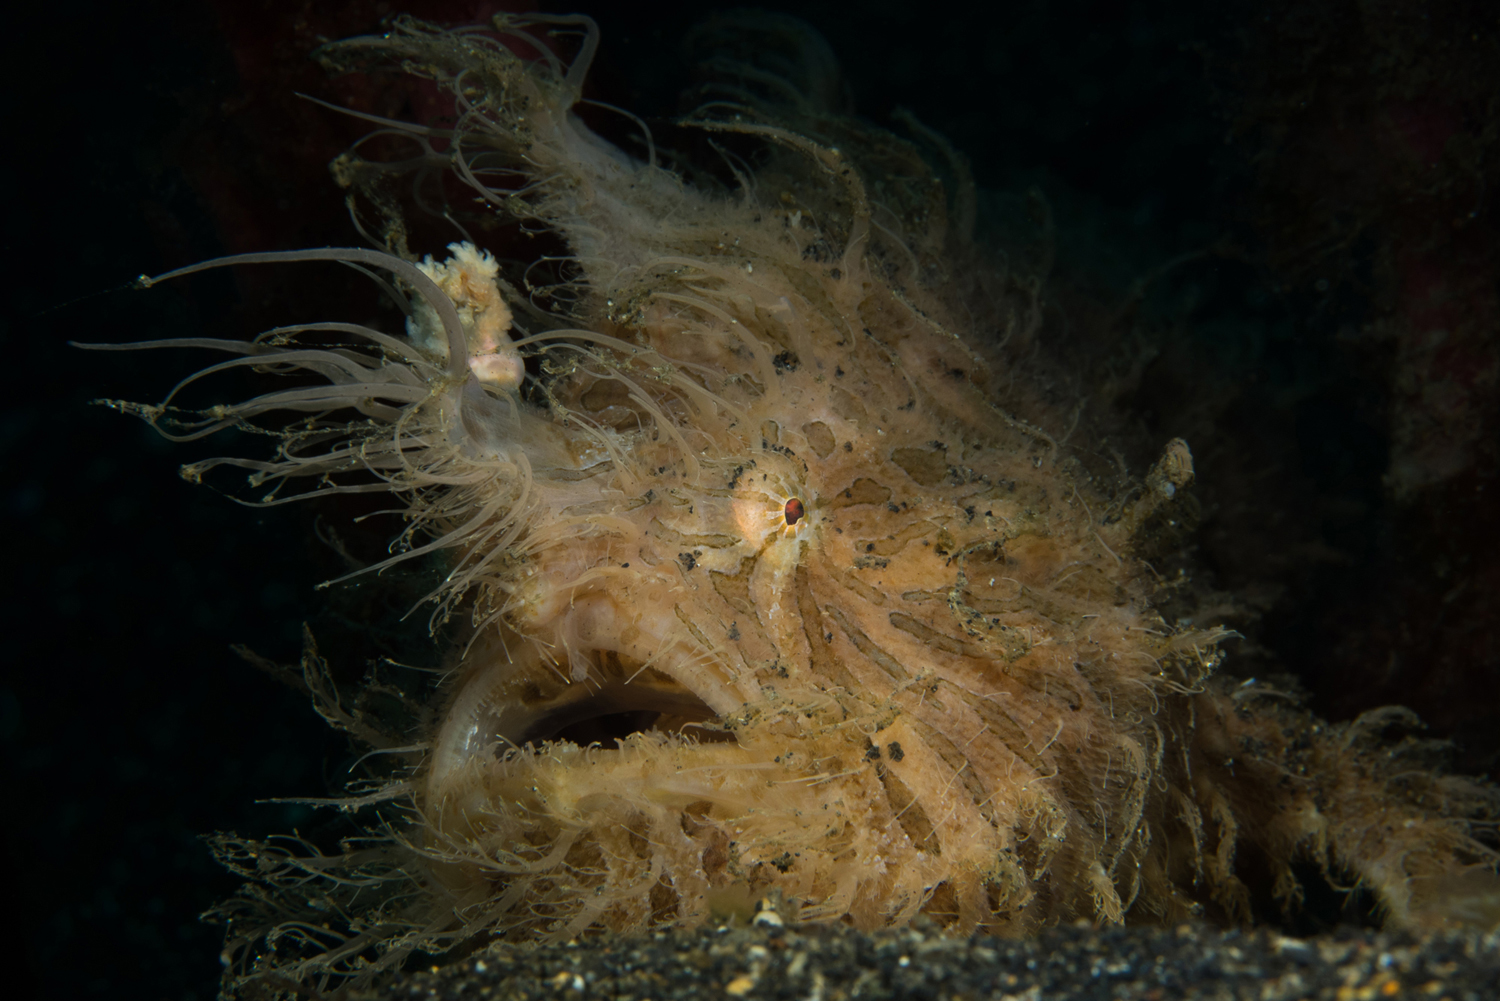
[892,446,949,487]
[802,421,836,459]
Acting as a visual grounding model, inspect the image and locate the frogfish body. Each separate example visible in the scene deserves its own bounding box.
[103,12,1500,993]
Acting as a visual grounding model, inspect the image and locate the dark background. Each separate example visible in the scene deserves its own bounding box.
[4,1,1496,997]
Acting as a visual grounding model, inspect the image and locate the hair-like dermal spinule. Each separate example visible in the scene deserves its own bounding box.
[94,11,1500,994]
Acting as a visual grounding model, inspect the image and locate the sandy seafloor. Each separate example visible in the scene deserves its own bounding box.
[4,0,1497,998]
[370,921,1500,1000]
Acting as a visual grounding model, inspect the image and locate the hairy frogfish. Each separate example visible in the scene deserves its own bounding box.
[93,12,1500,994]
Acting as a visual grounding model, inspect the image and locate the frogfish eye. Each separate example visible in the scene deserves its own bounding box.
[784,497,805,526]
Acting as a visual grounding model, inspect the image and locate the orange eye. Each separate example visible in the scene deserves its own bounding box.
[784,498,805,526]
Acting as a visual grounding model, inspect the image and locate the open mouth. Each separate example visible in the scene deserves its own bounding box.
[508,671,735,750]
[428,647,737,802]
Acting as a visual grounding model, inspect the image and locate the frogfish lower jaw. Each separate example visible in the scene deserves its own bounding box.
[421,627,988,934]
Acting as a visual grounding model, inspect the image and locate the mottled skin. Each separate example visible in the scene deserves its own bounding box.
[111,13,1499,995]
[422,206,1215,936]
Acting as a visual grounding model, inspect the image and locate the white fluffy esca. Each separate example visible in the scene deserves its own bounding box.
[406,242,524,389]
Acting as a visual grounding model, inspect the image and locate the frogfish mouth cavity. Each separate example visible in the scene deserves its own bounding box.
[98,11,1500,994]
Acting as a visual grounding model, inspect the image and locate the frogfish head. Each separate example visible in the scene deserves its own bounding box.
[94,9,1500,995]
